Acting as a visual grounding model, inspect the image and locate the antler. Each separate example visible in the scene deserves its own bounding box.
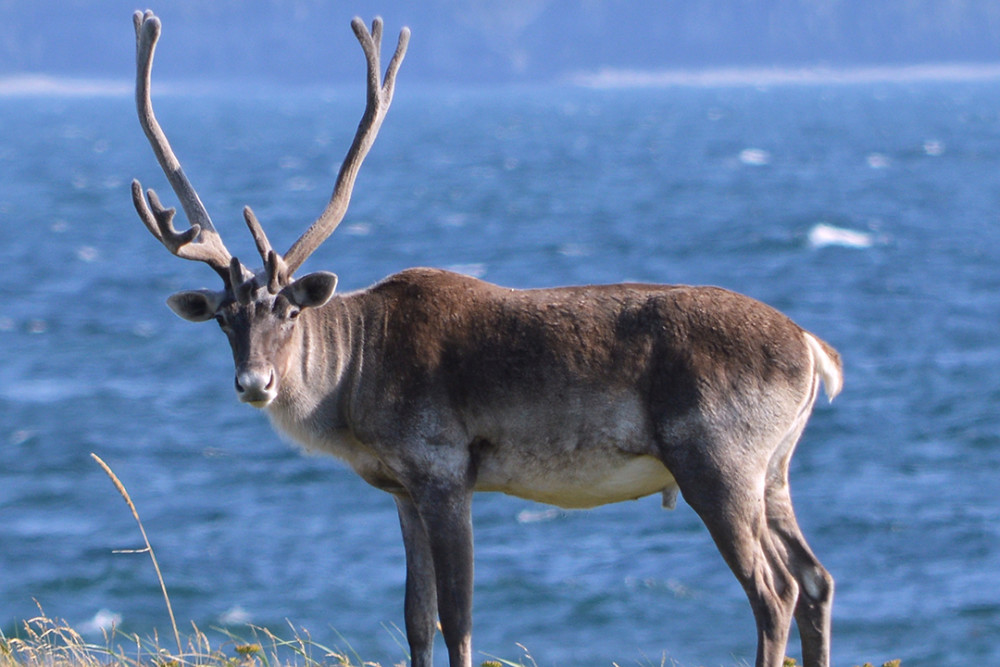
[131,10,236,285]
[131,11,408,291]
[277,17,410,276]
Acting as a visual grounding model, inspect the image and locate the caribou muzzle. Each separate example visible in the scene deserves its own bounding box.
[235,365,277,407]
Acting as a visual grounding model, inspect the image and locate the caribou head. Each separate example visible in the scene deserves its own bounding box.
[130,10,407,407]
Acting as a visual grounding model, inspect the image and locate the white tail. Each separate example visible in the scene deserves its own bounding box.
[805,331,844,401]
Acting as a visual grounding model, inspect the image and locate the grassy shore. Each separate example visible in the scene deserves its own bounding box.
[0,617,902,667]
[0,612,381,667]
[2,455,900,667]
[0,618,903,667]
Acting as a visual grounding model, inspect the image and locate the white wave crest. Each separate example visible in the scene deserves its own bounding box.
[79,609,122,634]
[807,223,877,249]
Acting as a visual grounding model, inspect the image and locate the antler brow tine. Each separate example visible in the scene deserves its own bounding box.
[131,10,236,285]
[280,18,410,275]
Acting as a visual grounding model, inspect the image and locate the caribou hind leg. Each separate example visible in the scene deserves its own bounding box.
[659,429,800,667]
[762,376,834,667]
[765,485,833,667]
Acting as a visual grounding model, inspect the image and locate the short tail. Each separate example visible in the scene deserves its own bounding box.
[803,332,843,401]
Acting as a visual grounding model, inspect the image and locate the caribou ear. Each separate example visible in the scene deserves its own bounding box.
[166,289,225,322]
[284,271,338,310]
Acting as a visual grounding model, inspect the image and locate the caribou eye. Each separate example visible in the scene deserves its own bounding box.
[273,294,300,321]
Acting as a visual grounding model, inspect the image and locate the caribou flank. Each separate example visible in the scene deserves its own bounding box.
[130,11,842,667]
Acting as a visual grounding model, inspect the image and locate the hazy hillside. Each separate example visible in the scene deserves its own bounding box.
[2,0,1000,84]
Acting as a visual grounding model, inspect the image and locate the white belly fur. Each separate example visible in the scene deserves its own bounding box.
[476,453,678,510]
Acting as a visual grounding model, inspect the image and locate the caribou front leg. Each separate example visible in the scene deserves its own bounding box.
[395,495,438,667]
[410,481,475,667]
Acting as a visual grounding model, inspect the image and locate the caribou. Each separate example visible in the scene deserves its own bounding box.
[129,10,841,667]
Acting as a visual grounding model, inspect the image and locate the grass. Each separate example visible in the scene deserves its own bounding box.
[2,455,378,667]
[0,454,901,667]
[90,454,180,654]
[0,620,904,667]
[0,610,377,667]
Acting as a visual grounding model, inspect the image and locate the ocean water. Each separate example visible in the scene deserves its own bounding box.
[2,79,999,667]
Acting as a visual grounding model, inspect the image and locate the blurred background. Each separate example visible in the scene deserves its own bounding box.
[3,3,1000,667]
[5,1,1000,85]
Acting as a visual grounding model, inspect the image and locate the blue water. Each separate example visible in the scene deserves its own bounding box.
[2,79,1000,667]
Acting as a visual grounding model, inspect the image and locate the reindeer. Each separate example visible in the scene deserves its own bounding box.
[129,10,841,667]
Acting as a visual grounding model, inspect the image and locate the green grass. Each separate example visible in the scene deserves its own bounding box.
[0,455,901,667]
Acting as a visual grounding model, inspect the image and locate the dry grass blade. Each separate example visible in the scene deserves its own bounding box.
[0,613,105,667]
[90,453,182,656]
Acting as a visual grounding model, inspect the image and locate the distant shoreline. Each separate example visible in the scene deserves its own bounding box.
[6,61,1000,98]
[0,75,130,97]
[570,62,1000,88]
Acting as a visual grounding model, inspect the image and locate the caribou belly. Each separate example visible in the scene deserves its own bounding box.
[476,452,678,510]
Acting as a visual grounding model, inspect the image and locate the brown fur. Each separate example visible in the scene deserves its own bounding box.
[258,268,841,667]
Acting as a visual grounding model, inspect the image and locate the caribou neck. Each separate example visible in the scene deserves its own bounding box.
[267,293,369,441]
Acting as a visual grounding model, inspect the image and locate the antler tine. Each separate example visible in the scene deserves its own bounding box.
[244,206,289,293]
[132,10,235,283]
[131,180,232,284]
[243,206,274,263]
[281,18,410,275]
